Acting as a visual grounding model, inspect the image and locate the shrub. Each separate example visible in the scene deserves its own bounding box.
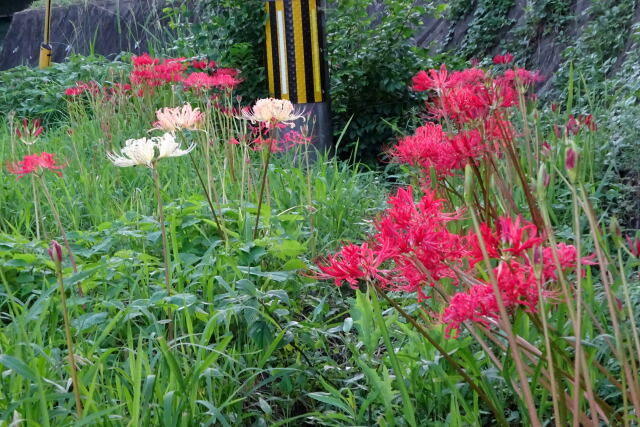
[0,54,129,124]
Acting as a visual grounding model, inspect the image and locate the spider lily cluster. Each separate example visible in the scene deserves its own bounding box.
[316,54,639,424]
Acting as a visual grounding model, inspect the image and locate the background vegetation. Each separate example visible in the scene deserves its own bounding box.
[0,0,638,425]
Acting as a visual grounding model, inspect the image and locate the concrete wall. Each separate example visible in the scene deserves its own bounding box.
[0,0,168,70]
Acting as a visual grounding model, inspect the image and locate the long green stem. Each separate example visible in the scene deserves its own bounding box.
[253,132,275,239]
[369,286,416,427]
[188,152,227,242]
[32,176,42,240]
[465,166,541,426]
[152,166,173,341]
[38,176,83,296]
[53,259,83,418]
[373,283,508,426]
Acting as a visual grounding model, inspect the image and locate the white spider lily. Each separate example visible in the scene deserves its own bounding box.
[108,133,195,168]
[108,137,156,167]
[241,98,305,127]
[156,132,196,159]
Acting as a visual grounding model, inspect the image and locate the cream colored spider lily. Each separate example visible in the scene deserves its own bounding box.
[156,132,196,159]
[107,133,195,168]
[154,104,203,132]
[241,98,305,127]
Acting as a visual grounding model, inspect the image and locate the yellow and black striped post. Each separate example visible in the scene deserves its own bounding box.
[38,0,53,69]
[264,0,331,149]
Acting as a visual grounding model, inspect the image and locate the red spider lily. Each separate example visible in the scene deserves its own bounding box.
[64,81,101,97]
[493,53,514,64]
[392,123,449,169]
[579,114,597,131]
[497,216,544,257]
[209,72,241,90]
[132,53,160,67]
[542,243,596,280]
[65,86,85,96]
[503,68,542,86]
[442,259,551,338]
[130,55,186,87]
[6,152,65,179]
[16,118,44,144]
[183,72,215,90]
[217,67,240,77]
[442,283,496,337]
[317,186,596,338]
[191,59,209,70]
[566,115,580,136]
[392,123,486,176]
[316,242,390,288]
[412,64,453,92]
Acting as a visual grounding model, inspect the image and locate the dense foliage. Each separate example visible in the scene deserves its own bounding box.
[0,1,638,425]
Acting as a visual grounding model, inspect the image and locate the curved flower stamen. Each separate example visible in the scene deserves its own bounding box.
[240,98,305,128]
[107,133,194,168]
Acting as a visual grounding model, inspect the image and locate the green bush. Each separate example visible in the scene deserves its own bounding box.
[164,0,464,165]
[164,0,268,101]
[326,0,433,164]
[0,54,129,124]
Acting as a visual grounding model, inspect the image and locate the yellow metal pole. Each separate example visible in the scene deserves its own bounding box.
[39,0,53,69]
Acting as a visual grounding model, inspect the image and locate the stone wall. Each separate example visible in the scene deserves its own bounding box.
[0,0,168,70]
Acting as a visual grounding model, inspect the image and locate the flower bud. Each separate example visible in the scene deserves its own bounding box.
[536,163,548,199]
[565,145,578,182]
[609,217,622,244]
[48,240,63,264]
[626,235,640,258]
[464,164,475,205]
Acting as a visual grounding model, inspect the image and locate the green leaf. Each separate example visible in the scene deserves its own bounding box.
[307,392,353,415]
[268,239,306,259]
[0,355,38,382]
[248,320,274,350]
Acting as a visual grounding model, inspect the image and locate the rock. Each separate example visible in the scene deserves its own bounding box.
[0,0,169,70]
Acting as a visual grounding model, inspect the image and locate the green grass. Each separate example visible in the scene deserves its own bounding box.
[0,42,639,425]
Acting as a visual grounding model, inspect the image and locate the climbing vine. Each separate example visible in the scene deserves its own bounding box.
[445,0,515,58]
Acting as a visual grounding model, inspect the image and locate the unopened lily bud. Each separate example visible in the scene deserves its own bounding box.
[464,164,475,205]
[565,144,578,182]
[48,240,63,264]
[626,235,640,258]
[609,217,622,246]
[536,163,549,199]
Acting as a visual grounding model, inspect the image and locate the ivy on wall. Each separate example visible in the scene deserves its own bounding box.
[445,0,515,58]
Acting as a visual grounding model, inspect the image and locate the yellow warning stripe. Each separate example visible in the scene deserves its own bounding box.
[292,0,307,104]
[265,2,275,97]
[309,0,322,102]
